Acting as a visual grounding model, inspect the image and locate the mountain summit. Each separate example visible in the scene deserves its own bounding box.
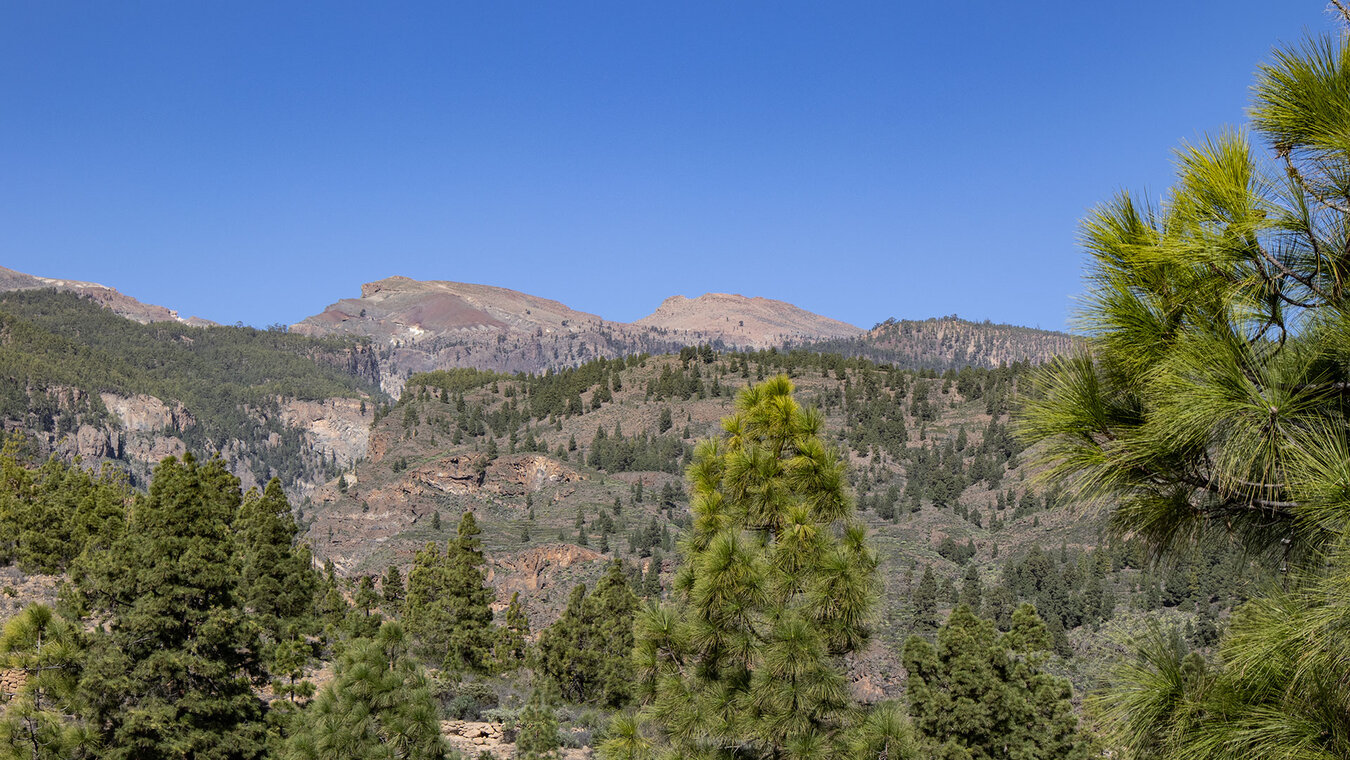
[635,292,862,347]
[290,277,866,392]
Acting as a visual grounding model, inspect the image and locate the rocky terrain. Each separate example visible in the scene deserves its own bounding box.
[0,288,383,501]
[0,265,216,326]
[805,314,1079,370]
[301,350,1151,700]
[635,292,863,347]
[291,277,871,394]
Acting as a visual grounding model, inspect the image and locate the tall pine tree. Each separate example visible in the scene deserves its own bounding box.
[75,455,267,760]
[622,376,879,759]
[404,511,495,672]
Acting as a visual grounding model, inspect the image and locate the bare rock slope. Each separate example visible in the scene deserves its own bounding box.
[292,277,863,392]
[0,265,215,325]
[635,292,863,347]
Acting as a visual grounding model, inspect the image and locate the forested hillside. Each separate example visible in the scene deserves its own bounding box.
[0,289,384,493]
[302,346,1264,702]
[0,347,1268,759]
[804,315,1078,370]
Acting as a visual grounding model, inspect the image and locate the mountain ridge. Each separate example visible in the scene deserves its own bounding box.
[0,265,217,326]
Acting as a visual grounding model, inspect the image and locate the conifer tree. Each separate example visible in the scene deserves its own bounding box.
[0,604,95,760]
[346,575,383,638]
[1015,9,1350,758]
[75,454,267,760]
[912,565,939,635]
[284,623,445,760]
[623,376,878,758]
[493,591,530,673]
[514,685,561,760]
[382,564,405,615]
[537,561,637,706]
[404,511,495,671]
[903,604,1088,760]
[236,478,319,643]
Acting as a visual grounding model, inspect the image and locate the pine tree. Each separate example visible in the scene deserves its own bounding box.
[285,623,445,760]
[622,376,879,758]
[236,478,319,643]
[903,604,1088,760]
[382,564,405,615]
[960,563,983,612]
[404,511,496,672]
[0,604,95,760]
[346,575,383,638]
[315,560,349,632]
[75,454,267,760]
[493,591,530,673]
[536,561,638,706]
[514,685,561,760]
[912,565,939,635]
[1015,10,1350,758]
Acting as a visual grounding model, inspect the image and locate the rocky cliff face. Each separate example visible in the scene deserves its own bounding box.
[279,397,371,470]
[17,390,371,502]
[292,277,867,393]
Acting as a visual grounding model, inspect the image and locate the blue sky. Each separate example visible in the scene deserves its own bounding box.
[0,2,1336,330]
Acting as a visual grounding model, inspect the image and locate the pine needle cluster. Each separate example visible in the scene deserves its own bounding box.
[1019,9,1350,759]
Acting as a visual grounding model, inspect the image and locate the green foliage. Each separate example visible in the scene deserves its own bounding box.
[844,702,919,760]
[237,478,320,643]
[0,442,128,573]
[382,564,406,615]
[0,290,381,488]
[911,565,940,636]
[404,512,496,672]
[0,604,96,760]
[285,623,446,760]
[1094,539,1350,760]
[625,376,880,758]
[536,561,637,706]
[75,454,267,760]
[493,591,530,674]
[1016,12,1350,758]
[514,685,561,760]
[903,604,1089,760]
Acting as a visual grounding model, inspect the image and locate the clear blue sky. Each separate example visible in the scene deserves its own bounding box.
[0,2,1336,330]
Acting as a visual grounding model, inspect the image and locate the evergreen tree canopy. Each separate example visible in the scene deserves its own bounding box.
[1017,10,1350,759]
[625,375,879,759]
[514,685,561,760]
[1018,8,1350,561]
[284,623,445,760]
[0,604,95,760]
[0,443,128,574]
[236,478,319,643]
[903,604,1087,760]
[75,454,267,760]
[536,560,637,706]
[404,511,495,672]
[492,591,531,674]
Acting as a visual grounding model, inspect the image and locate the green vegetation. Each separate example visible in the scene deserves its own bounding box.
[0,604,94,760]
[1018,10,1350,759]
[0,289,381,488]
[404,512,496,673]
[903,604,1088,759]
[284,623,446,760]
[624,376,878,758]
[0,439,128,573]
[535,560,637,707]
